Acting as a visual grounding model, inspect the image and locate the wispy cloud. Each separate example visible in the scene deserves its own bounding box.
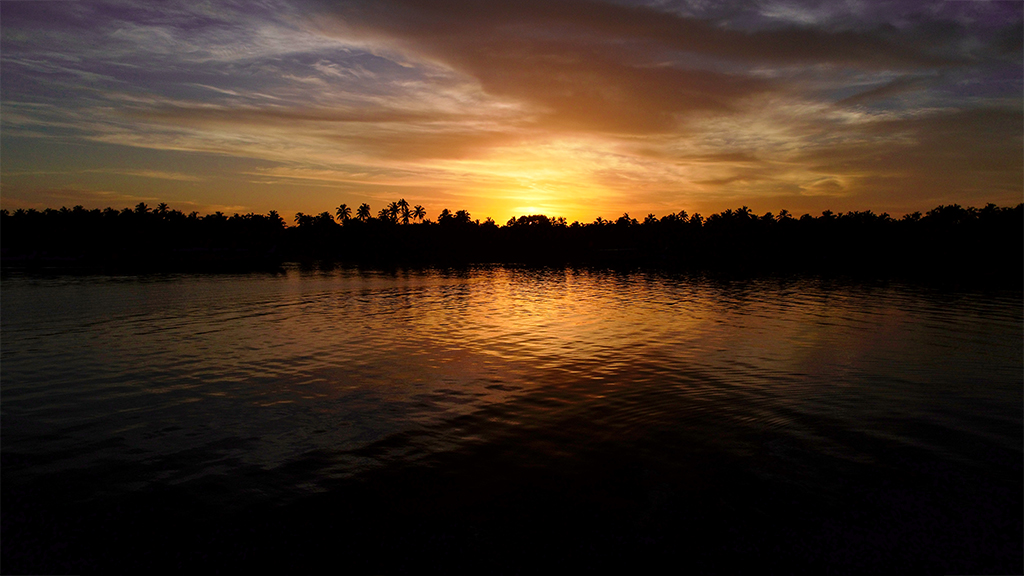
[85,169,205,182]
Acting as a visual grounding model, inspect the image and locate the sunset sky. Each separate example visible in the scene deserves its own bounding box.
[2,0,1021,222]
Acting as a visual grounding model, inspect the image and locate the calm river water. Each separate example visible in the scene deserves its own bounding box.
[2,266,1021,573]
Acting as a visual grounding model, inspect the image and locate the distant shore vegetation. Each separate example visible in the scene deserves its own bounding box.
[2,201,1021,280]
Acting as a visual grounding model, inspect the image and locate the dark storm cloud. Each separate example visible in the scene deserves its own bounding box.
[307,0,1021,135]
[318,0,963,67]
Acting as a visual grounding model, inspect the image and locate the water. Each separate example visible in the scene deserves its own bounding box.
[2,266,1021,573]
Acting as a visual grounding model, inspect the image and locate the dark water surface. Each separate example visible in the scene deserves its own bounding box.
[2,266,1021,573]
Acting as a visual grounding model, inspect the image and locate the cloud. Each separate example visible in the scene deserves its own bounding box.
[837,75,936,106]
[137,104,454,126]
[775,106,1024,207]
[85,169,205,182]
[801,107,1022,175]
[318,0,965,66]
[305,0,1019,140]
[683,152,763,164]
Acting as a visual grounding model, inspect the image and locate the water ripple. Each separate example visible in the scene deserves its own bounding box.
[2,267,1020,503]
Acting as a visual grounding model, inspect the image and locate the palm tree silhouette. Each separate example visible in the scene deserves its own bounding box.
[336,203,351,223]
[379,206,397,223]
[387,201,400,222]
[412,205,426,223]
[268,210,284,228]
[356,203,371,221]
[397,198,411,225]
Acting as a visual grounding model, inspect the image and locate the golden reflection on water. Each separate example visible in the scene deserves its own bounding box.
[1,266,1020,486]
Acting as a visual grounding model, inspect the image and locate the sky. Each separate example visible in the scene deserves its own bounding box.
[1,0,1021,222]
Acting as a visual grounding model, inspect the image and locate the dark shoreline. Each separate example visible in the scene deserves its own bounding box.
[3,202,1021,284]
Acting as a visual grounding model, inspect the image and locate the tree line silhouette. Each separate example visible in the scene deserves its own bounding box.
[2,200,1021,279]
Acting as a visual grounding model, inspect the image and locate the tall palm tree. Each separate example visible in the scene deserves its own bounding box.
[397,198,411,225]
[335,203,351,223]
[387,201,400,221]
[356,203,371,221]
[412,204,426,222]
